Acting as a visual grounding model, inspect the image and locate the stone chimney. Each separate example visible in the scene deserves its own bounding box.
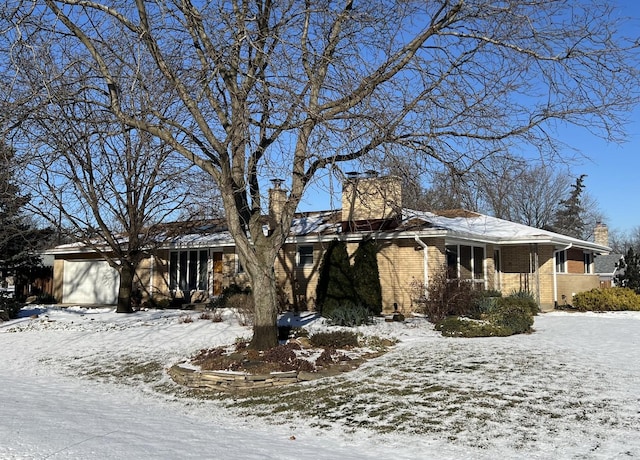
[268,179,287,218]
[594,222,609,247]
[342,173,402,222]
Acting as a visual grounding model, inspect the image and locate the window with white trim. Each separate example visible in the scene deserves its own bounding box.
[555,250,567,273]
[297,245,314,267]
[446,244,485,283]
[169,250,208,291]
[584,252,593,274]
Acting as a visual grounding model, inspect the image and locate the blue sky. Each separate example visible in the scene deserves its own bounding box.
[297,1,640,235]
[575,105,639,235]
[573,0,640,234]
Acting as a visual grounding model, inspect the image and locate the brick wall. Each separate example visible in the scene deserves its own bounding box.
[557,274,600,307]
[275,242,324,311]
[377,238,428,313]
[342,176,402,222]
[567,248,586,274]
[274,237,446,314]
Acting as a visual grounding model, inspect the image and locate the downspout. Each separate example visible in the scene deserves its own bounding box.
[533,244,540,306]
[414,235,429,299]
[553,243,572,307]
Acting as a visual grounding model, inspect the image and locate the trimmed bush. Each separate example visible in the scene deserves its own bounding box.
[352,237,383,315]
[436,316,512,338]
[435,296,534,338]
[488,297,535,334]
[507,290,539,316]
[324,304,372,327]
[572,287,640,311]
[316,240,358,317]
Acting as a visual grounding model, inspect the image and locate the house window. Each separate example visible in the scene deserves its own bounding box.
[446,245,458,278]
[297,245,314,267]
[446,244,485,283]
[473,246,484,279]
[236,254,245,274]
[493,249,502,291]
[584,252,593,274]
[170,250,209,291]
[198,250,208,289]
[555,250,567,273]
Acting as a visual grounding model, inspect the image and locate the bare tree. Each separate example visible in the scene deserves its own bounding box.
[504,165,570,228]
[1,1,637,348]
[23,104,194,313]
[383,156,599,234]
[610,227,640,254]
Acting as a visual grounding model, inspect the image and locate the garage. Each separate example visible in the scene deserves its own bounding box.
[62,260,120,305]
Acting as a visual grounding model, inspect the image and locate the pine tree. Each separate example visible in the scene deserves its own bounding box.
[615,247,640,294]
[316,240,357,316]
[0,143,41,298]
[552,175,587,239]
[352,237,382,315]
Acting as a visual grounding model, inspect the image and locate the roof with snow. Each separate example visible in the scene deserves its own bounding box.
[46,208,611,254]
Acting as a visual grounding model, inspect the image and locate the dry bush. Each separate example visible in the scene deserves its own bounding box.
[419,267,479,323]
[210,309,224,322]
[178,313,194,323]
[227,293,254,326]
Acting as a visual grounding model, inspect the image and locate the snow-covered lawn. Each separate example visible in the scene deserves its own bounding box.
[1,307,639,459]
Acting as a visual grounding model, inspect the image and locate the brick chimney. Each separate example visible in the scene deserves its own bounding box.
[594,222,609,247]
[342,173,402,223]
[268,179,287,218]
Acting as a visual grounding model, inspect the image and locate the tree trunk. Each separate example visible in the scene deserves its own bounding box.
[246,253,279,350]
[116,262,134,313]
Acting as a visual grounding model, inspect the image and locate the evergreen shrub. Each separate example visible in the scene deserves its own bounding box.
[435,316,512,337]
[436,296,534,337]
[488,297,535,334]
[572,287,640,311]
[507,290,539,315]
[324,304,372,327]
[0,296,22,321]
[352,237,383,315]
[316,240,357,317]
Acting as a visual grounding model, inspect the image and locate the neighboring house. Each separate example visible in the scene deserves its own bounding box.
[594,253,624,288]
[591,222,622,289]
[46,175,610,312]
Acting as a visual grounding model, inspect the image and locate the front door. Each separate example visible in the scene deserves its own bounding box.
[212,252,223,296]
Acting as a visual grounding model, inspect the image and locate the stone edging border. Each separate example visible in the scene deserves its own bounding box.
[168,362,358,392]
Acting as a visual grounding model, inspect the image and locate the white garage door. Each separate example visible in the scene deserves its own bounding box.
[63,260,120,305]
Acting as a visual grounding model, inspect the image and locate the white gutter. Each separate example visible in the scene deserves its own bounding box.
[553,243,572,306]
[414,235,429,299]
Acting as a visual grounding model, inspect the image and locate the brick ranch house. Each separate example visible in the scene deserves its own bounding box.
[47,175,610,312]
